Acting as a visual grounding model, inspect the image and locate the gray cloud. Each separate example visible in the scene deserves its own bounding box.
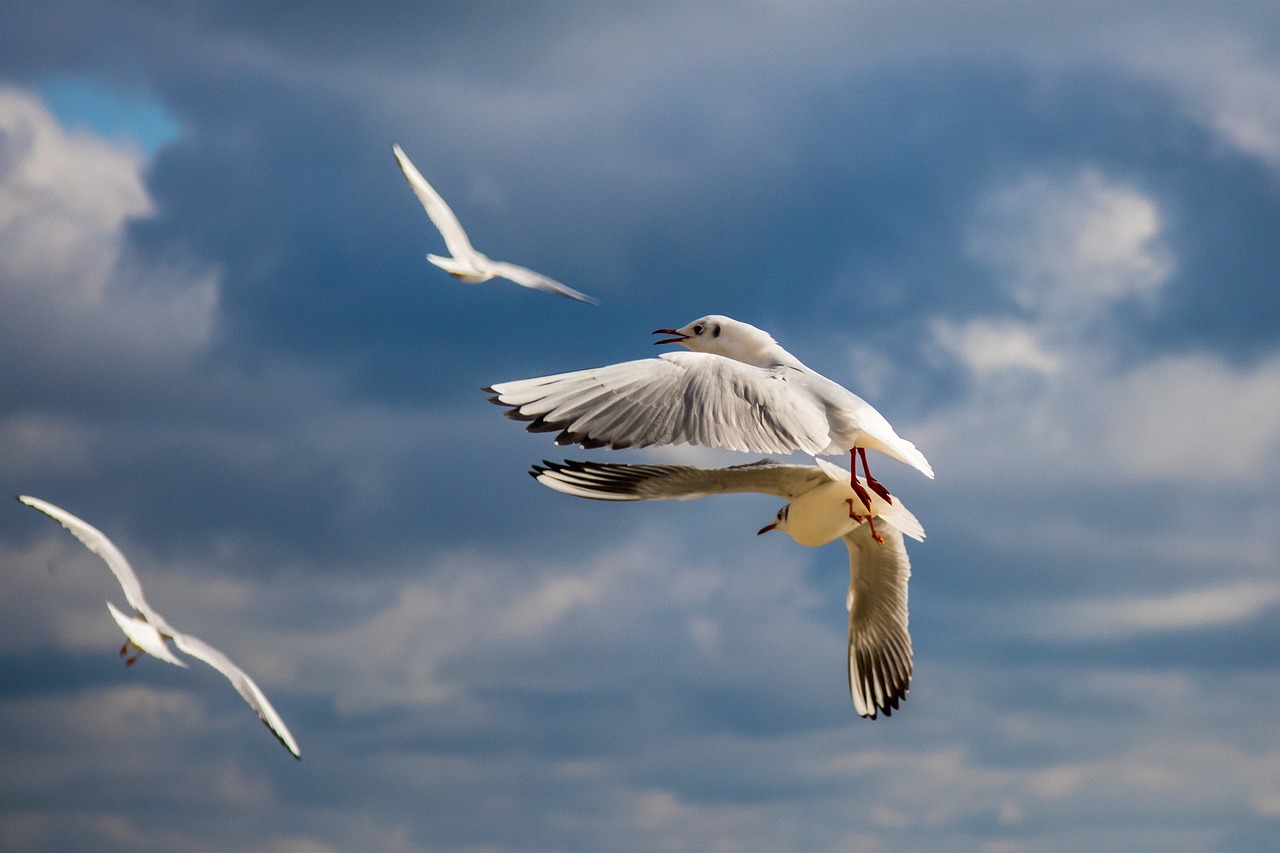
[3,1,1280,850]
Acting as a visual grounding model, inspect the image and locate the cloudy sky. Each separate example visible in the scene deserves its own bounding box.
[3,1,1280,850]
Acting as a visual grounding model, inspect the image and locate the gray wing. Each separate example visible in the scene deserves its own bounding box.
[169,630,301,759]
[843,522,913,719]
[18,495,175,632]
[486,352,834,455]
[392,144,481,262]
[486,261,600,305]
[531,458,830,501]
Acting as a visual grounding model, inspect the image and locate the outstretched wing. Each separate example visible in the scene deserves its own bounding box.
[531,458,830,501]
[392,144,480,262]
[18,495,174,632]
[487,352,834,455]
[486,261,599,305]
[843,522,913,719]
[169,630,301,759]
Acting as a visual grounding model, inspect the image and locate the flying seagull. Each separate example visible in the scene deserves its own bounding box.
[392,144,599,305]
[487,315,932,511]
[17,495,301,759]
[530,457,923,719]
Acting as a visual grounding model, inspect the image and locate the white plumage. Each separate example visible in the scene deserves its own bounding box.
[530,457,921,719]
[18,495,301,759]
[392,144,599,305]
[488,315,930,511]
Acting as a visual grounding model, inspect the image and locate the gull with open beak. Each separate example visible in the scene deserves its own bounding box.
[487,315,932,513]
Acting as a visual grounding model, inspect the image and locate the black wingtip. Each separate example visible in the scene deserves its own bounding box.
[524,417,561,434]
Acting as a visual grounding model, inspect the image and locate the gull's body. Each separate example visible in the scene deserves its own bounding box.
[392,144,598,305]
[486,315,931,508]
[530,458,922,718]
[17,496,301,759]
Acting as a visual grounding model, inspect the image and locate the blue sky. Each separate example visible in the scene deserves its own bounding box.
[3,1,1280,850]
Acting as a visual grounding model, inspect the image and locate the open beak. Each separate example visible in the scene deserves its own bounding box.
[756,522,776,535]
[652,328,688,346]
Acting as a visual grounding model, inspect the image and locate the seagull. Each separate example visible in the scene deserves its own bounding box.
[530,457,923,718]
[391,144,599,305]
[17,495,301,759]
[486,314,932,512]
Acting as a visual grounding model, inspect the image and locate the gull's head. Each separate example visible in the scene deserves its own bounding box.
[652,315,783,367]
[757,503,791,537]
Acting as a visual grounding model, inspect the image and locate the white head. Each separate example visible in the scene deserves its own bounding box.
[756,503,793,538]
[652,315,786,367]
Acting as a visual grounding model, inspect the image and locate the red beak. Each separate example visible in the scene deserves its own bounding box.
[652,328,687,346]
[756,523,776,535]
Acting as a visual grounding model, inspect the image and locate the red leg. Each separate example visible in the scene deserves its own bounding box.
[120,640,144,666]
[849,450,873,512]
[846,498,884,545]
[858,447,893,504]
[844,498,865,523]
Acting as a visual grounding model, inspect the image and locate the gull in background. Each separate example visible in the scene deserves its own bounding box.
[17,495,301,759]
[530,457,924,719]
[487,315,931,511]
[392,144,599,305]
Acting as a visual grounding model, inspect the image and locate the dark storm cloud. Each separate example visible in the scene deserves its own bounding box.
[5,0,1280,851]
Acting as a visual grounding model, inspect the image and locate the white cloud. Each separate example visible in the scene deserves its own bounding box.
[1121,30,1280,167]
[1017,581,1280,642]
[919,346,1280,488]
[280,522,835,717]
[932,318,1061,376]
[922,167,1280,488]
[1094,351,1280,481]
[966,168,1174,320]
[0,86,219,397]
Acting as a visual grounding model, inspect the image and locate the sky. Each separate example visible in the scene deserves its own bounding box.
[2,1,1280,850]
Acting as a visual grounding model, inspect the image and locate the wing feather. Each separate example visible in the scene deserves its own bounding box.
[170,630,301,759]
[17,496,175,632]
[488,353,833,455]
[392,144,480,261]
[531,459,830,501]
[486,261,600,305]
[843,522,913,719]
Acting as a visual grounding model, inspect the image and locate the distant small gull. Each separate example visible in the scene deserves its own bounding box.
[530,457,923,719]
[17,495,301,759]
[487,315,931,510]
[392,144,599,305]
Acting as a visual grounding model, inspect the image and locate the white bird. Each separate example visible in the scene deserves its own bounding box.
[487,315,932,512]
[17,495,301,759]
[529,458,921,717]
[392,144,599,305]
[530,457,922,718]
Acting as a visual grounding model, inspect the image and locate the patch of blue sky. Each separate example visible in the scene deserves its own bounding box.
[38,77,181,157]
